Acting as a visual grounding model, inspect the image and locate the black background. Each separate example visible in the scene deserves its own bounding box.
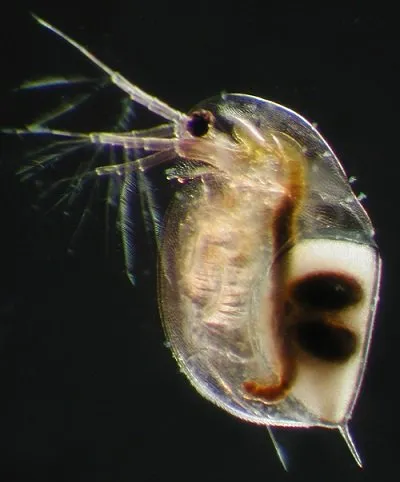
[0,2,397,481]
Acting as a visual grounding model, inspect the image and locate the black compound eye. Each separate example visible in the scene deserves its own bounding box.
[293,320,357,363]
[187,110,214,137]
[291,272,362,311]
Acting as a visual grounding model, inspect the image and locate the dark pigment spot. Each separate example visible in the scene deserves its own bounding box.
[291,272,362,311]
[293,320,357,363]
[187,110,214,137]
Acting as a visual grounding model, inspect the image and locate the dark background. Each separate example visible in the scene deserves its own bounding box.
[0,2,397,481]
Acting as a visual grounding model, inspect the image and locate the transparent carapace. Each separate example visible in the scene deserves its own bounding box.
[3,15,381,469]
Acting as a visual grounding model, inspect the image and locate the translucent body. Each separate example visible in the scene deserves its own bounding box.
[3,16,381,468]
[159,95,381,431]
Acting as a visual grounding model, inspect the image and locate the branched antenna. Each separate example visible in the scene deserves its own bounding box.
[30,13,188,124]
